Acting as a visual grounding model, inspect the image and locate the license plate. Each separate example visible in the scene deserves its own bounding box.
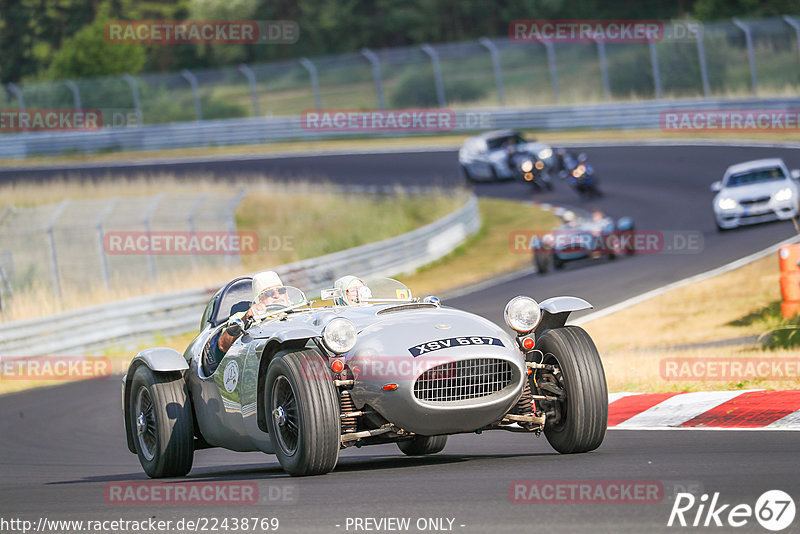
[409,337,503,356]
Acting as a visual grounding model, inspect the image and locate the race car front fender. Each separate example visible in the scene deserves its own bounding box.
[122,347,189,453]
[535,296,592,336]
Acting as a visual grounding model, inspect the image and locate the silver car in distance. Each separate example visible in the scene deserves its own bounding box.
[122,277,607,477]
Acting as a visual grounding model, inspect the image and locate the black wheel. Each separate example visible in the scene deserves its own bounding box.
[129,366,194,478]
[461,164,476,183]
[623,224,636,255]
[553,255,565,270]
[398,435,448,455]
[265,349,340,476]
[536,326,607,454]
[535,252,552,274]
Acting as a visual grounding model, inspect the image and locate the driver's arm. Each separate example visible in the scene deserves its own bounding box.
[218,309,254,353]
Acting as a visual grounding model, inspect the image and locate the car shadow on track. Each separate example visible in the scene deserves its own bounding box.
[47,452,555,485]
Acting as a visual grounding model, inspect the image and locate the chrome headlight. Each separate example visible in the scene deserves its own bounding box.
[520,160,534,173]
[322,317,357,354]
[717,197,738,210]
[538,147,553,160]
[504,296,542,333]
[774,187,794,202]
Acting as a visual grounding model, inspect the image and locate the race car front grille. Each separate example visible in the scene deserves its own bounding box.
[739,196,771,206]
[413,358,513,402]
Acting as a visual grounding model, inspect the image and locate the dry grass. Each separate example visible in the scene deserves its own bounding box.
[7,128,800,168]
[1,176,463,321]
[604,345,800,394]
[398,199,558,295]
[583,254,784,352]
[582,252,800,393]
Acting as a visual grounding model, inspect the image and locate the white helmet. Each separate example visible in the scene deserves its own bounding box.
[563,210,576,224]
[252,270,283,302]
[333,275,370,306]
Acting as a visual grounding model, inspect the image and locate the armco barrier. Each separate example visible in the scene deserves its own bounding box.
[1,97,797,159]
[0,193,480,357]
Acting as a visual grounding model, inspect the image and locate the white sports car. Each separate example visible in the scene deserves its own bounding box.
[711,158,800,231]
[458,130,554,182]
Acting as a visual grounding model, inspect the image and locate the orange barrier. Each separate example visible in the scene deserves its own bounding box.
[780,245,800,318]
[779,244,800,273]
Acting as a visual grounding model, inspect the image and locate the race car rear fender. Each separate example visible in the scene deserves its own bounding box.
[534,297,592,336]
[122,347,189,453]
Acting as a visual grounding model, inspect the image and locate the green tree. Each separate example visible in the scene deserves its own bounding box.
[45,11,146,80]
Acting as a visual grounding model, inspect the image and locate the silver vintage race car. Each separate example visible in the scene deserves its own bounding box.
[122,276,607,477]
[458,130,554,182]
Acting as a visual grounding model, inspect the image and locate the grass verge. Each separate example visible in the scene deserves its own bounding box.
[582,251,800,393]
[0,176,463,322]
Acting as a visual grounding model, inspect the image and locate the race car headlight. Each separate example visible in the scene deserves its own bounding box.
[521,160,534,173]
[717,197,738,210]
[538,148,553,160]
[774,188,794,202]
[322,318,357,354]
[504,296,542,334]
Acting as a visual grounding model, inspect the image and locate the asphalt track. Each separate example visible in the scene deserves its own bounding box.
[1,145,799,533]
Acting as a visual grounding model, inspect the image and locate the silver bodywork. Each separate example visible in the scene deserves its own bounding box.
[459,130,554,181]
[124,296,594,454]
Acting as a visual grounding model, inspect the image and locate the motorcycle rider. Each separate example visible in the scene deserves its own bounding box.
[202,270,286,374]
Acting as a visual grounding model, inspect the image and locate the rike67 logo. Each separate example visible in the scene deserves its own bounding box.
[668,490,795,531]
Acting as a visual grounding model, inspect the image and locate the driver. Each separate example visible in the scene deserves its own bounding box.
[333,275,370,306]
[202,270,285,374]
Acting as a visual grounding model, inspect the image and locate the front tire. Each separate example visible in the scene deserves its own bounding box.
[397,435,448,455]
[265,349,340,476]
[535,252,552,274]
[537,326,607,454]
[129,366,194,478]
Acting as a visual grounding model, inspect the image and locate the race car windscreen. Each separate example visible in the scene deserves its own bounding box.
[251,285,307,319]
[362,278,413,302]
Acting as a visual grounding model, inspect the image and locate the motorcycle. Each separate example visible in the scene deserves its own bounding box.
[559,152,602,199]
[507,150,553,191]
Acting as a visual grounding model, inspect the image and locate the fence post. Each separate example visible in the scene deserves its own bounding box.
[64,80,82,111]
[733,19,758,95]
[299,58,322,110]
[238,64,261,117]
[47,200,71,300]
[6,83,26,133]
[649,40,663,99]
[95,198,117,289]
[187,194,208,269]
[782,16,800,69]
[142,195,163,282]
[360,48,385,109]
[594,39,611,100]
[541,41,560,103]
[181,69,203,120]
[696,24,711,97]
[479,37,506,106]
[421,44,447,107]
[225,189,248,268]
[122,74,144,126]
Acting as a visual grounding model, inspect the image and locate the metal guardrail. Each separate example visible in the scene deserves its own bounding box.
[1,97,796,159]
[0,193,480,357]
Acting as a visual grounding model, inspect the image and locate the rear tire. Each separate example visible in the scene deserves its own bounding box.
[129,366,194,478]
[538,326,607,454]
[535,252,552,274]
[265,349,340,476]
[398,435,448,455]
